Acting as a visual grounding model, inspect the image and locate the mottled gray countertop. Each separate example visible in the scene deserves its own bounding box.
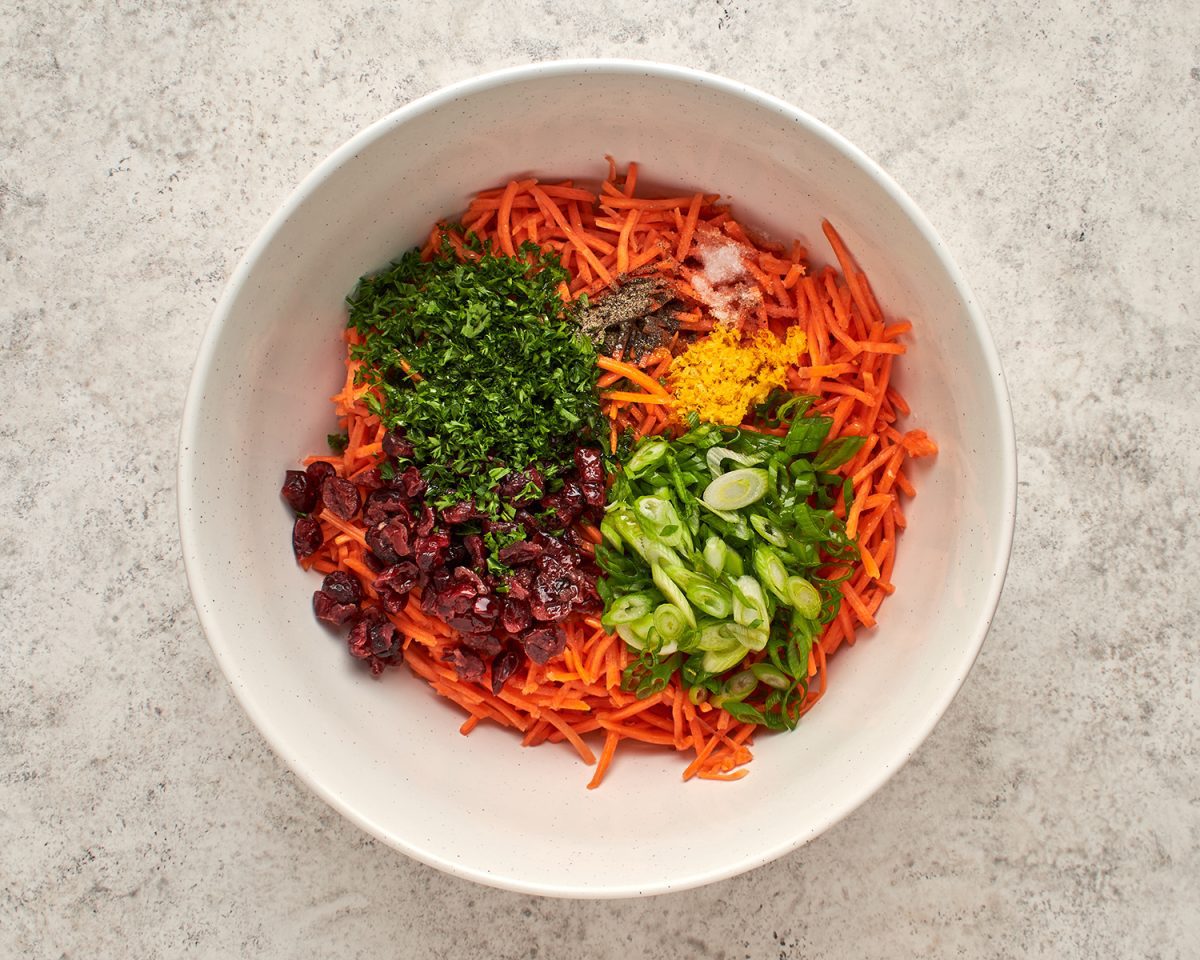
[2,1,1197,957]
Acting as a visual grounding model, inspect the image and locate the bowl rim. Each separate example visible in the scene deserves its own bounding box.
[178,57,1017,898]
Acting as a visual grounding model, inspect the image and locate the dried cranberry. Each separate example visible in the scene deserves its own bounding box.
[581,482,606,508]
[382,428,414,459]
[292,516,323,559]
[462,533,485,568]
[369,618,400,657]
[444,647,485,682]
[497,540,543,566]
[415,505,436,537]
[499,596,531,635]
[374,562,419,613]
[313,590,357,625]
[539,484,585,528]
[366,518,411,565]
[281,470,318,513]
[435,579,481,618]
[497,467,545,503]
[347,616,373,659]
[306,460,335,484]
[504,567,534,601]
[444,541,469,568]
[321,570,362,606]
[513,508,541,534]
[490,648,521,694]
[398,466,427,499]
[363,490,413,527]
[354,466,386,492]
[321,476,361,520]
[413,531,451,573]
[521,626,566,665]
[574,447,605,486]
[529,566,581,621]
[461,632,502,656]
[440,499,478,525]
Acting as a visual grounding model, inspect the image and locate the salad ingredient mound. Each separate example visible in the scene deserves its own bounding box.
[597,400,865,728]
[281,159,937,786]
[348,237,601,521]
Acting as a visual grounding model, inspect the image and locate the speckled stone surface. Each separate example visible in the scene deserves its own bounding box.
[2,1,1198,957]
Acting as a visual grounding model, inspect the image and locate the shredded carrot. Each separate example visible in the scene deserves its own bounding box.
[293,160,933,789]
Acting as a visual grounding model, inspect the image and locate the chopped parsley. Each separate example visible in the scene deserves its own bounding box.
[347,235,601,516]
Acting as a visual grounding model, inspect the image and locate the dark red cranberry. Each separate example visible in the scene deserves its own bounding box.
[368,618,400,657]
[413,531,451,572]
[354,466,386,492]
[398,466,427,499]
[305,460,336,495]
[441,499,478,524]
[363,490,413,527]
[540,483,585,528]
[497,467,545,503]
[444,647,485,682]
[462,533,485,568]
[374,561,419,613]
[366,518,411,565]
[499,597,531,635]
[529,568,581,621]
[497,539,543,566]
[292,516,323,559]
[521,626,566,665]
[461,632,502,656]
[574,447,605,486]
[321,476,361,520]
[321,570,362,606]
[490,648,521,693]
[504,566,535,600]
[382,428,414,459]
[313,590,357,625]
[581,482,606,508]
[513,508,541,534]
[347,616,373,659]
[444,541,469,568]
[281,470,318,513]
[415,505,436,537]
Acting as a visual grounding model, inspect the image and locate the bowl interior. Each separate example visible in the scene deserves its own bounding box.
[180,62,1014,897]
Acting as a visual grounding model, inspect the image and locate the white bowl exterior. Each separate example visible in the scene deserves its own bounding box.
[179,61,1015,897]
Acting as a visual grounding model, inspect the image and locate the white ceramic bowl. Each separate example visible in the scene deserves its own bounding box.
[179,60,1015,897]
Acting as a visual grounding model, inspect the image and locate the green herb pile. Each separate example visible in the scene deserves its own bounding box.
[595,397,866,730]
[347,236,600,516]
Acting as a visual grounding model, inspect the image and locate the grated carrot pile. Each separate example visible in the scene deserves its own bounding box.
[299,160,935,787]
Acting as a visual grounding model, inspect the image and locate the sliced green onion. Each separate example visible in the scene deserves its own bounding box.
[599,510,624,550]
[750,513,789,548]
[750,662,792,689]
[701,644,749,674]
[662,564,733,618]
[600,591,658,629]
[634,496,691,552]
[706,446,764,477]
[615,622,646,650]
[731,576,768,631]
[702,535,729,577]
[702,468,770,511]
[625,438,669,476]
[688,685,709,705]
[752,545,791,605]
[786,576,821,619]
[652,563,696,628]
[724,669,759,700]
[695,620,747,652]
[608,506,652,560]
[653,603,687,643]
